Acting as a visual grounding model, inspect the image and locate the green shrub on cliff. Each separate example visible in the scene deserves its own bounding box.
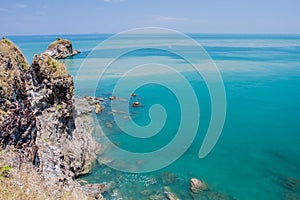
[0,164,11,178]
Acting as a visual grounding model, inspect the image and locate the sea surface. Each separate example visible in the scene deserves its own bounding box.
[8,33,300,199]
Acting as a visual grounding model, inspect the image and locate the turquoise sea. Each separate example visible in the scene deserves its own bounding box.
[8,33,300,199]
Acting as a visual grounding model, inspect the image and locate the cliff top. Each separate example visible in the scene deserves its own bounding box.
[33,53,70,80]
[0,38,29,90]
[47,38,72,49]
[0,38,30,123]
[45,38,79,59]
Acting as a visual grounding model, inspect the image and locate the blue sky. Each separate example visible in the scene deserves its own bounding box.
[0,0,299,35]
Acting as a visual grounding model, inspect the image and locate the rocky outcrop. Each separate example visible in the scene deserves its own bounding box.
[190,178,208,193]
[84,96,104,114]
[45,38,80,59]
[0,38,104,199]
[0,38,38,163]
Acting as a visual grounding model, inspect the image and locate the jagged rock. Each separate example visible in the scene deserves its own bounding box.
[0,38,103,199]
[84,96,103,114]
[30,53,75,136]
[164,186,180,200]
[95,102,103,114]
[0,38,37,163]
[190,178,208,193]
[45,38,80,59]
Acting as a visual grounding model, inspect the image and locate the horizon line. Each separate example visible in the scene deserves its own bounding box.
[3,32,300,37]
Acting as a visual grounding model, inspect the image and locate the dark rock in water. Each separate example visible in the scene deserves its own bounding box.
[45,38,80,59]
[132,101,141,107]
[282,176,300,191]
[161,172,177,185]
[109,95,116,100]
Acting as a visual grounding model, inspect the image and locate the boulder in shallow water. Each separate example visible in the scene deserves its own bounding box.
[190,178,208,193]
[132,101,141,107]
[109,95,116,100]
[94,102,103,114]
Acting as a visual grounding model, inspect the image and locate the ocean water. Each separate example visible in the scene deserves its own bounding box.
[8,33,300,199]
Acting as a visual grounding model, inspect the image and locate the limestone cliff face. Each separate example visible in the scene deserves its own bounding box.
[45,38,80,59]
[0,38,103,199]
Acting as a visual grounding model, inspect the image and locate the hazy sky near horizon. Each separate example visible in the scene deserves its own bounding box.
[0,0,299,35]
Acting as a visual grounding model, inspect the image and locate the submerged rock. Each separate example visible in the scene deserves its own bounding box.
[161,172,177,185]
[149,194,165,200]
[109,95,116,100]
[282,176,300,191]
[140,189,152,196]
[84,95,104,114]
[45,38,80,59]
[164,186,180,200]
[190,178,208,193]
[284,190,300,200]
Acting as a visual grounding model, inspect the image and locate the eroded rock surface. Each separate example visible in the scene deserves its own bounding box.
[45,38,80,59]
[0,38,103,199]
[190,178,208,193]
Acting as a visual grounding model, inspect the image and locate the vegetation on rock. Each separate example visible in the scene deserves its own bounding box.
[46,38,80,59]
[0,38,104,199]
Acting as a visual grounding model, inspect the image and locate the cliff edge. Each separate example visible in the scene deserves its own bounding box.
[0,38,104,200]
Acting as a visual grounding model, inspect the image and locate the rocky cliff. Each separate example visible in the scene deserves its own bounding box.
[45,38,80,59]
[0,38,104,200]
[0,38,37,161]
